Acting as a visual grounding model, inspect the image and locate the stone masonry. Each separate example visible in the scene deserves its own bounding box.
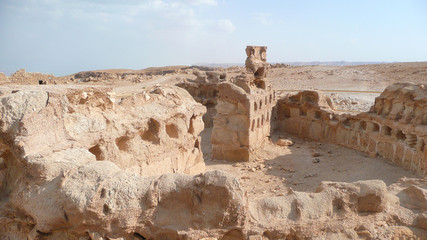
[276,83,427,175]
[176,70,226,127]
[211,46,276,161]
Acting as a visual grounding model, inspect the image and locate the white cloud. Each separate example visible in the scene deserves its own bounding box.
[126,0,203,41]
[254,12,273,25]
[186,0,217,6]
[217,19,235,33]
[4,0,230,42]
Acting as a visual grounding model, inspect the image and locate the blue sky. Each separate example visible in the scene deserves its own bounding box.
[0,0,426,76]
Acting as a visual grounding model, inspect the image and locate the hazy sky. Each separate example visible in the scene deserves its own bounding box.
[1,0,426,76]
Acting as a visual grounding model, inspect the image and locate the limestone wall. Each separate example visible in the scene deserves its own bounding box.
[176,83,219,127]
[212,83,251,161]
[0,85,206,178]
[0,72,8,82]
[211,83,275,162]
[9,68,55,84]
[177,70,226,127]
[275,83,427,175]
[248,88,276,147]
[211,46,276,162]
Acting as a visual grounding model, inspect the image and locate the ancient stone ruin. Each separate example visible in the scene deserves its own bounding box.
[176,70,226,127]
[0,46,426,239]
[212,46,276,161]
[0,72,7,82]
[8,68,55,84]
[276,83,427,175]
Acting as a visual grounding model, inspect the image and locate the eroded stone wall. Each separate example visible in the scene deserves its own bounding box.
[0,72,7,82]
[177,70,225,127]
[9,68,55,84]
[0,85,206,179]
[212,46,276,161]
[276,83,427,175]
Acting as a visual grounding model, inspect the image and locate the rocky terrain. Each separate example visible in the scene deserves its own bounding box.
[3,62,425,113]
[0,57,426,239]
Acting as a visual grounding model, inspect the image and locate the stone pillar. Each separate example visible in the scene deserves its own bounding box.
[211,46,276,161]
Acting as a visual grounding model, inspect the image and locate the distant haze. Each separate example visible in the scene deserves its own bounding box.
[1,0,426,76]
[195,61,389,68]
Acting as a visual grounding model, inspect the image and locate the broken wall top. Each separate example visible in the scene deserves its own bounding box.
[0,85,206,176]
[187,69,227,84]
[379,82,427,102]
[244,45,268,79]
[278,90,336,111]
[369,82,427,127]
[231,45,272,94]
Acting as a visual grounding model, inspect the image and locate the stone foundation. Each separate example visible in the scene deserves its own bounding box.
[276,83,427,175]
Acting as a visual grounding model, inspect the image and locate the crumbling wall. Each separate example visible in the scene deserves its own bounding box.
[73,71,155,83]
[177,70,225,127]
[212,46,276,162]
[9,68,55,84]
[275,83,427,175]
[0,72,8,82]
[212,83,251,161]
[0,85,206,178]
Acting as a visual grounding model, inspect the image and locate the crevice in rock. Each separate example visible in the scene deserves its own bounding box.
[140,118,160,144]
[89,144,103,161]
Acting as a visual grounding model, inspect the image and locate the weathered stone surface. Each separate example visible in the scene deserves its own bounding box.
[2,164,246,239]
[276,83,427,175]
[177,70,225,127]
[192,70,227,84]
[9,68,55,84]
[1,50,427,240]
[0,72,7,82]
[212,46,276,162]
[0,90,49,135]
[389,177,427,211]
[245,46,268,79]
[9,86,205,176]
[275,138,293,146]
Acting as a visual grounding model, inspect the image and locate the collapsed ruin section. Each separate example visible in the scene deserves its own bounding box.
[275,83,427,175]
[211,46,276,161]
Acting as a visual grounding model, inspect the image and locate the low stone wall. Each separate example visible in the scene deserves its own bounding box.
[9,68,55,84]
[177,81,219,127]
[0,85,206,179]
[275,83,427,176]
[211,46,277,162]
[0,72,7,82]
[212,82,276,161]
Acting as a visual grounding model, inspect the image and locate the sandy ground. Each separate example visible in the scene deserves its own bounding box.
[268,62,426,113]
[268,62,427,91]
[202,128,418,199]
[227,62,427,113]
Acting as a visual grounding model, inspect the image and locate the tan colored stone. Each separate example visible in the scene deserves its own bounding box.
[276,139,293,146]
[276,83,427,175]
